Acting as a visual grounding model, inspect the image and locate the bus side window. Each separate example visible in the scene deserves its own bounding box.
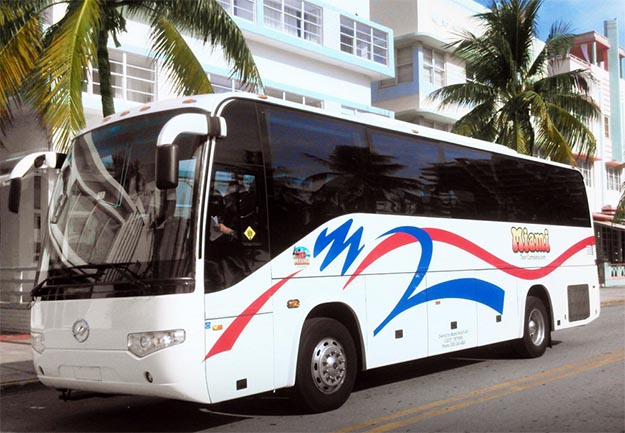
[369,130,442,217]
[263,107,369,256]
[204,100,269,293]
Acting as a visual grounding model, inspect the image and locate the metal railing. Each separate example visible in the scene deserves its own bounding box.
[0,266,36,305]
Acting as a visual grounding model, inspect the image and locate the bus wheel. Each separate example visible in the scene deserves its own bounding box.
[294,318,357,413]
[515,296,550,358]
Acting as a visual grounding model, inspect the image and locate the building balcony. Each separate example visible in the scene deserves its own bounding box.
[217,0,394,79]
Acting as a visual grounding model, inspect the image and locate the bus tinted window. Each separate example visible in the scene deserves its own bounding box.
[370,129,589,227]
[495,156,590,227]
[262,106,589,259]
[369,130,442,216]
[264,107,368,255]
[438,144,502,220]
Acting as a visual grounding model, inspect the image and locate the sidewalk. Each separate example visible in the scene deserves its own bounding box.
[1,288,624,390]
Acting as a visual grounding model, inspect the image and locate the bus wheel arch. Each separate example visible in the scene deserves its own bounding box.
[515,286,552,358]
[305,302,365,371]
[526,285,554,332]
[293,304,363,413]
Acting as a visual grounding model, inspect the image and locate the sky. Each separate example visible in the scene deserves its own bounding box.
[473,0,625,49]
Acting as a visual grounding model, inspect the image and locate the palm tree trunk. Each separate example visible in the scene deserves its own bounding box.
[97,25,115,117]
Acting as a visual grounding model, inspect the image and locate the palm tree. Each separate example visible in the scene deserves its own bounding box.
[0,0,262,152]
[430,0,599,164]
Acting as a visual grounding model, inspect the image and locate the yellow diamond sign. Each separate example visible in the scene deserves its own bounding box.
[244,226,256,241]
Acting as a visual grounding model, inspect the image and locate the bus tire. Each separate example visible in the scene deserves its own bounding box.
[294,318,357,413]
[515,296,550,358]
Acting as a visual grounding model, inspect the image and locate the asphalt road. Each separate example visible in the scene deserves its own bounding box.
[1,303,623,433]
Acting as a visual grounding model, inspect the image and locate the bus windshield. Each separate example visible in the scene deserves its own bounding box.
[35,109,206,299]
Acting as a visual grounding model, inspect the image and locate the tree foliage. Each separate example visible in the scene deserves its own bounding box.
[430,0,599,164]
[0,0,262,152]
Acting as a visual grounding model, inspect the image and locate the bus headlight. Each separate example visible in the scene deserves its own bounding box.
[31,332,45,354]
[127,329,185,358]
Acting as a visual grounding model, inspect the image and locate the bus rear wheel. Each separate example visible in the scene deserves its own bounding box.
[294,318,357,413]
[515,296,550,358]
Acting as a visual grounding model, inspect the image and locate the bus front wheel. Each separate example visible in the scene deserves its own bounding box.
[515,296,550,358]
[294,318,357,413]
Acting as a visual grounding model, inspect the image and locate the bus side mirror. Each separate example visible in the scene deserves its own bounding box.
[7,151,65,213]
[8,178,22,213]
[156,113,225,190]
[156,144,179,190]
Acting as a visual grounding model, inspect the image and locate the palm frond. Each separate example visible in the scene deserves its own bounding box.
[28,0,103,152]
[534,69,596,101]
[614,189,625,222]
[0,5,43,141]
[527,93,575,163]
[149,16,214,95]
[429,82,495,109]
[128,0,262,91]
[451,102,498,141]
[542,102,596,158]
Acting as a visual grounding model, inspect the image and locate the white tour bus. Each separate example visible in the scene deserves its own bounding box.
[9,93,599,412]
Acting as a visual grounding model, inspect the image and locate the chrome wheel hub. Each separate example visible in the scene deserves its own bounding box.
[311,337,347,394]
[528,308,546,346]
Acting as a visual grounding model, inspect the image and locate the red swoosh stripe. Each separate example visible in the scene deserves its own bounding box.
[425,228,595,280]
[203,270,301,361]
[343,228,594,289]
[343,232,416,289]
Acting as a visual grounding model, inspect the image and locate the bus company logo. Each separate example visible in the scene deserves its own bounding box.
[293,246,311,266]
[72,319,90,343]
[511,227,550,254]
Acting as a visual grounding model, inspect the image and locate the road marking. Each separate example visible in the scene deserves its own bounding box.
[335,350,625,433]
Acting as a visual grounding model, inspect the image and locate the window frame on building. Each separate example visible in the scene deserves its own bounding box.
[576,159,594,188]
[217,0,256,21]
[380,46,413,87]
[84,49,157,104]
[423,46,446,87]
[340,16,388,65]
[264,0,323,44]
[606,165,622,191]
[265,88,323,108]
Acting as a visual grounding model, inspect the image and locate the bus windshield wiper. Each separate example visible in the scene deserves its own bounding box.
[67,262,150,290]
[31,262,149,297]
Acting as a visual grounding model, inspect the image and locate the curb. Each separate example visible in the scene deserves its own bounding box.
[0,334,30,343]
[601,299,625,307]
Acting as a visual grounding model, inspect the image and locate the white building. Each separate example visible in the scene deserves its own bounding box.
[560,21,625,285]
[370,0,486,130]
[0,0,395,332]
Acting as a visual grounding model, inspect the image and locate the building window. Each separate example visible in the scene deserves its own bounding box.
[265,88,323,108]
[87,50,157,103]
[423,46,445,86]
[264,0,322,44]
[607,166,622,191]
[396,47,413,83]
[217,0,255,21]
[577,159,593,188]
[340,16,388,65]
[604,115,610,138]
[208,74,246,93]
[380,46,413,87]
[417,118,451,132]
